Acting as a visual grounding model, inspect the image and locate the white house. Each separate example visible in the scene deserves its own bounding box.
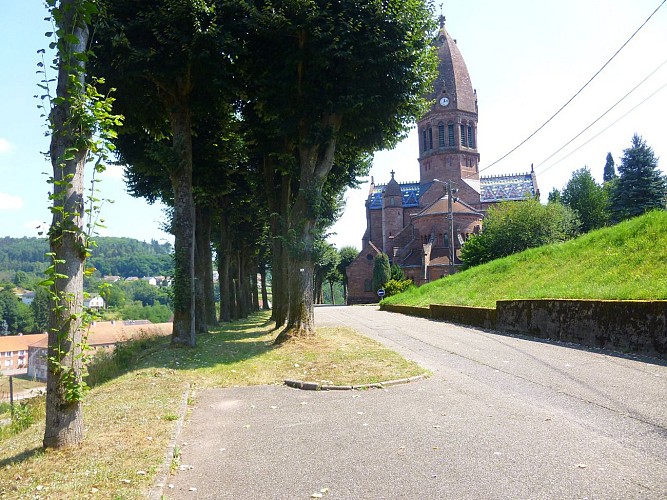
[21,291,36,305]
[84,295,105,309]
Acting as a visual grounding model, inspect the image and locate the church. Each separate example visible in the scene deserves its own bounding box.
[346,19,539,304]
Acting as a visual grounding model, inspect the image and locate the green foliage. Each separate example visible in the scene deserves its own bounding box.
[383,278,414,297]
[372,253,391,292]
[561,167,609,232]
[610,134,666,222]
[603,152,617,182]
[0,237,173,279]
[461,200,580,268]
[121,303,172,323]
[390,264,405,281]
[547,188,561,204]
[0,288,35,334]
[383,210,667,308]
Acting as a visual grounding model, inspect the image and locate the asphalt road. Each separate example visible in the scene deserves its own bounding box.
[165,305,667,499]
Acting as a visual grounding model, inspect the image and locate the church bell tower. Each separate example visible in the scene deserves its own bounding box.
[418,18,480,206]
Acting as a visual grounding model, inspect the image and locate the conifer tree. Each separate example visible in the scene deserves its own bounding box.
[372,253,391,293]
[610,134,666,222]
[603,152,617,183]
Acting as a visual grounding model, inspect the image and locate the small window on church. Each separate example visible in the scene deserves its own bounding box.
[422,130,427,151]
[390,197,395,206]
[364,279,372,292]
[438,123,445,148]
[468,125,474,148]
[428,128,433,150]
[366,253,373,261]
[448,123,455,146]
[460,124,466,146]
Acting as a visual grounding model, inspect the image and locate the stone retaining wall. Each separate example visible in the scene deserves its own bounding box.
[380,299,667,359]
[496,299,667,359]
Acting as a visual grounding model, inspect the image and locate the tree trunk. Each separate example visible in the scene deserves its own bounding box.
[329,282,335,305]
[43,0,88,449]
[259,262,270,310]
[264,156,290,327]
[202,210,217,328]
[194,205,208,334]
[169,98,196,347]
[274,118,339,344]
[217,213,231,323]
[275,193,317,343]
[237,251,248,319]
[251,264,260,312]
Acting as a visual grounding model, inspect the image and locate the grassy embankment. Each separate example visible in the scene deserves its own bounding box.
[0,313,424,499]
[382,210,667,308]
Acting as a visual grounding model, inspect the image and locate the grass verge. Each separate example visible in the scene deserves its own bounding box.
[0,311,424,499]
[382,210,667,308]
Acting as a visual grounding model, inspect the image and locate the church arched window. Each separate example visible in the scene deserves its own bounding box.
[438,123,445,148]
[422,130,427,152]
[468,125,474,148]
[428,127,433,150]
[448,123,455,146]
[460,124,466,147]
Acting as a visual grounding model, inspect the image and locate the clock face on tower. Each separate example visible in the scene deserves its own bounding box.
[439,97,449,107]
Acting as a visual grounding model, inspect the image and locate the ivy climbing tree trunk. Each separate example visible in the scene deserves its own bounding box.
[169,99,196,347]
[43,0,90,449]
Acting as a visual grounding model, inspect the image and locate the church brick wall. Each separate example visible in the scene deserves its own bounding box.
[346,248,380,304]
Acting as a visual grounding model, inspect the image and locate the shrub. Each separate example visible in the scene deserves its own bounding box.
[384,279,414,297]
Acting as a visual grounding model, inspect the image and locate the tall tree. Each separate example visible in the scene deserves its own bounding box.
[336,246,358,304]
[92,0,237,346]
[603,152,617,183]
[41,0,97,448]
[561,167,609,232]
[610,134,666,222]
[241,0,437,341]
[372,253,391,293]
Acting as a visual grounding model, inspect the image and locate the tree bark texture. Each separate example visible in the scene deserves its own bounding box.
[217,212,231,323]
[43,0,88,449]
[194,205,214,333]
[264,156,289,327]
[260,263,270,310]
[169,102,196,347]
[251,265,260,312]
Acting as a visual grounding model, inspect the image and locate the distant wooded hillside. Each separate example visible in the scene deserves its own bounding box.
[0,236,174,279]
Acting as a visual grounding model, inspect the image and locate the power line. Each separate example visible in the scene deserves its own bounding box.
[534,58,667,170]
[537,80,667,175]
[479,0,667,174]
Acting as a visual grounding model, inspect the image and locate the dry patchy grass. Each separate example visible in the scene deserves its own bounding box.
[0,311,425,499]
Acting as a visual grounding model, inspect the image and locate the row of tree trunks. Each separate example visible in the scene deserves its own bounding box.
[194,205,217,333]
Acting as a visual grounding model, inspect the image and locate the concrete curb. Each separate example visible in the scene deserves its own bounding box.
[148,382,191,500]
[284,373,427,391]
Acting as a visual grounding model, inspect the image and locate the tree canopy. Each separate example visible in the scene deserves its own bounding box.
[610,134,666,222]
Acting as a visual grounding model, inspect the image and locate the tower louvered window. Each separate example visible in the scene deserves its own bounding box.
[422,130,427,152]
[460,124,466,146]
[448,123,454,146]
[428,128,433,150]
[468,125,474,148]
[438,123,445,148]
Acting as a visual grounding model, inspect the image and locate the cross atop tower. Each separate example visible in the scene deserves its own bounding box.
[438,3,446,28]
[390,170,395,179]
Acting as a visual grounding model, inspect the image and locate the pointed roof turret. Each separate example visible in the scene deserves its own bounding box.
[429,25,476,114]
[384,170,402,197]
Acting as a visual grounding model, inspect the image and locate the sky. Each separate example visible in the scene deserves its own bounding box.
[1,1,666,250]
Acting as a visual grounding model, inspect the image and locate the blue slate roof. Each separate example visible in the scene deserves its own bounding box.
[368,181,422,209]
[480,173,536,202]
[369,173,536,209]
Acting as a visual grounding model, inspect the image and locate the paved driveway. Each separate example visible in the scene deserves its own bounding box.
[165,305,667,499]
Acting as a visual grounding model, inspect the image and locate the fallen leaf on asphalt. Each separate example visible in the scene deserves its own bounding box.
[576,463,588,469]
[270,405,278,409]
[244,424,250,429]
[300,402,308,405]
[189,487,197,491]
[321,488,329,493]
[352,395,361,398]
[311,493,323,498]
[433,425,441,429]
[357,412,364,415]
